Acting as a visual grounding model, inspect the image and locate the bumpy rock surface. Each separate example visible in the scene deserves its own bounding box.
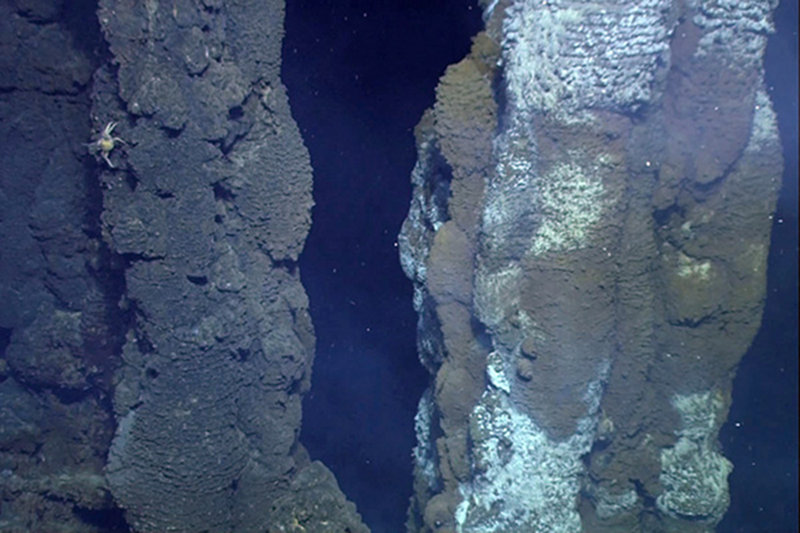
[400,0,782,532]
[91,1,366,531]
[0,2,122,531]
[1,1,366,532]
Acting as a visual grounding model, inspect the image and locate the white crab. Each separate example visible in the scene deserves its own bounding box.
[89,121,126,168]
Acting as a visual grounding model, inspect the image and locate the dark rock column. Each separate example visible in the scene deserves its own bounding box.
[400,0,782,532]
[0,2,122,531]
[91,1,365,531]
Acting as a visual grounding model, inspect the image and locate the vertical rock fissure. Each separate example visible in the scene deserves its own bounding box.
[282,3,483,530]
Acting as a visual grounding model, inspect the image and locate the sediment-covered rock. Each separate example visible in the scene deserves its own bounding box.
[400,1,782,531]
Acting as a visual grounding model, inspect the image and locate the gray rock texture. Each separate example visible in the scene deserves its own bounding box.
[1,1,366,532]
[0,2,121,530]
[400,0,782,531]
[91,1,366,531]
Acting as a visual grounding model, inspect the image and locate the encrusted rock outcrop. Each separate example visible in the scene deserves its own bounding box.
[400,1,782,531]
[92,1,366,531]
[1,1,366,532]
[0,2,121,530]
